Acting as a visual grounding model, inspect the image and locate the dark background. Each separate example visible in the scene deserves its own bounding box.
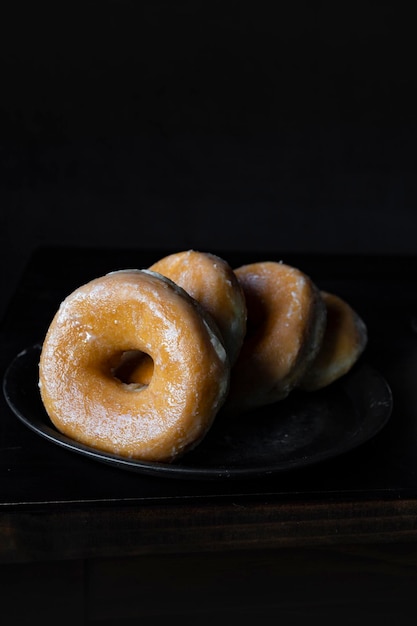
[1,1,416,319]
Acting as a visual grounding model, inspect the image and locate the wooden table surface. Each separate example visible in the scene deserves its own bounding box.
[1,247,417,624]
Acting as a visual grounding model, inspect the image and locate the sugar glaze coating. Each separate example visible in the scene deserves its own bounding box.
[225,261,327,413]
[39,270,229,462]
[149,250,247,366]
[299,291,368,391]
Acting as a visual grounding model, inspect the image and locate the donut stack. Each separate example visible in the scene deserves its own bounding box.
[39,250,368,462]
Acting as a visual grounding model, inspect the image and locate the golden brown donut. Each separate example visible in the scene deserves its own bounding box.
[38,269,229,462]
[149,250,247,365]
[224,261,327,413]
[299,291,368,391]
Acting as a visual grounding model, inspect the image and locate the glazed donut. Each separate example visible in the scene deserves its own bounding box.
[38,269,229,462]
[149,250,247,366]
[224,261,327,413]
[299,291,368,391]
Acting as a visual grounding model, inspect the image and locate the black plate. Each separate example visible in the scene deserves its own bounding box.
[3,344,392,480]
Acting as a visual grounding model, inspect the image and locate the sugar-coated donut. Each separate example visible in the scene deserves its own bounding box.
[224,261,327,413]
[299,291,368,391]
[38,269,229,462]
[149,250,247,365]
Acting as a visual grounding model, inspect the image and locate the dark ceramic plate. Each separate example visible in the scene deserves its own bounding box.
[3,344,392,480]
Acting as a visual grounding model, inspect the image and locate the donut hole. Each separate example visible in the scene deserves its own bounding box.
[112,350,154,388]
[244,295,268,340]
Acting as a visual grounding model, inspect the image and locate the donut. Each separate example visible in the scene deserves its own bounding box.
[299,291,368,391]
[224,261,327,413]
[38,269,229,462]
[149,250,247,366]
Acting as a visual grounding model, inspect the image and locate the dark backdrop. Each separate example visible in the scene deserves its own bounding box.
[1,1,416,318]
